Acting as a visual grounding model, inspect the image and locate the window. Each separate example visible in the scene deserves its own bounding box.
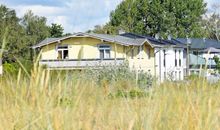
[179,50,181,67]
[99,45,111,59]
[163,50,166,67]
[57,45,68,60]
[175,50,177,67]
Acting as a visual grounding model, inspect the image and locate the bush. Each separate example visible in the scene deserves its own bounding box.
[81,63,154,90]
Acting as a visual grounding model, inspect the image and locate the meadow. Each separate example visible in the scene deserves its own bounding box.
[0,63,220,130]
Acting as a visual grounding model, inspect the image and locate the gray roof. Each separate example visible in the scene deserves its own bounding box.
[203,47,220,53]
[33,32,149,48]
[121,33,186,48]
[35,38,60,48]
[90,33,147,46]
[176,38,220,49]
[33,32,187,49]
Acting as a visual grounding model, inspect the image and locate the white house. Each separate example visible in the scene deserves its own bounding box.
[140,36,186,82]
[155,47,185,81]
[120,33,187,82]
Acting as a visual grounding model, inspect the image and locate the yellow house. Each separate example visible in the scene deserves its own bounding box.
[33,32,160,76]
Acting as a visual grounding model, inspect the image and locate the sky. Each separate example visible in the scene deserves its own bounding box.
[0,0,219,33]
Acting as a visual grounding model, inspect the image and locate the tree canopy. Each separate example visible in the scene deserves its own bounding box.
[93,0,207,38]
[0,5,64,65]
[49,23,64,38]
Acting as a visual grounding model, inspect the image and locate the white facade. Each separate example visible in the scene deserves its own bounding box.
[155,48,185,82]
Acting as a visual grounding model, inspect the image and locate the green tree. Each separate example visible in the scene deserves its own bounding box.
[21,10,50,60]
[0,5,27,62]
[49,23,64,37]
[104,0,206,38]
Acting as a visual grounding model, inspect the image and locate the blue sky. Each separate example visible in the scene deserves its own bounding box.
[0,0,219,33]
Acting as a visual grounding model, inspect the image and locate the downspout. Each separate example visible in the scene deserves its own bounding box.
[114,43,117,65]
[159,49,161,82]
[154,48,156,77]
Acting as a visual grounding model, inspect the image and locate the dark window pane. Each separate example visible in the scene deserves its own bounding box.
[57,46,68,49]
[63,50,69,59]
[99,45,110,49]
[100,50,104,59]
[163,50,166,67]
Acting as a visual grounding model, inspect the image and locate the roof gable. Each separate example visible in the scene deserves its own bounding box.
[32,32,153,49]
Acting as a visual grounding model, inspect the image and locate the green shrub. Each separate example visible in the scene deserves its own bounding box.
[81,63,154,90]
[3,62,18,74]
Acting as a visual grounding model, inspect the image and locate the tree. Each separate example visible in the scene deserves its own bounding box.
[21,10,50,61]
[103,0,207,38]
[202,4,220,41]
[203,13,220,41]
[49,23,64,38]
[0,5,27,62]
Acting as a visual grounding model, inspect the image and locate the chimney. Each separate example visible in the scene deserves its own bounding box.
[203,37,206,43]
[168,34,172,40]
[187,37,191,44]
[118,29,125,35]
[155,33,160,40]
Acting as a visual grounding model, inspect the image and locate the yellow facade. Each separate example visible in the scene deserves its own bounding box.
[40,37,155,75]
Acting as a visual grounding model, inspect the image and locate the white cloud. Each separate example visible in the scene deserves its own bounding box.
[3,0,123,33]
[12,5,66,17]
[205,0,220,13]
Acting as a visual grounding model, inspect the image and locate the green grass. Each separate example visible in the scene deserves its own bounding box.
[0,65,220,130]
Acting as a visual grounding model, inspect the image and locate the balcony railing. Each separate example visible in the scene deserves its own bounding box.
[39,58,125,69]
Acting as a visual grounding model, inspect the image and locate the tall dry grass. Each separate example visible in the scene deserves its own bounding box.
[0,64,220,130]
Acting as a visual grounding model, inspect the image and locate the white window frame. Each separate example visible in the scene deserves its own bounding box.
[98,44,111,59]
[57,45,69,60]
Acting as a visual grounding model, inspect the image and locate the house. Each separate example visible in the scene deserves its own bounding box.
[176,38,220,75]
[33,32,187,82]
[120,33,186,81]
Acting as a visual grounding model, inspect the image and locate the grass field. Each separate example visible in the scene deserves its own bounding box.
[0,65,220,130]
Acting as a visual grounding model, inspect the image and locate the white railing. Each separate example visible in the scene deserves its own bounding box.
[39,58,125,69]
